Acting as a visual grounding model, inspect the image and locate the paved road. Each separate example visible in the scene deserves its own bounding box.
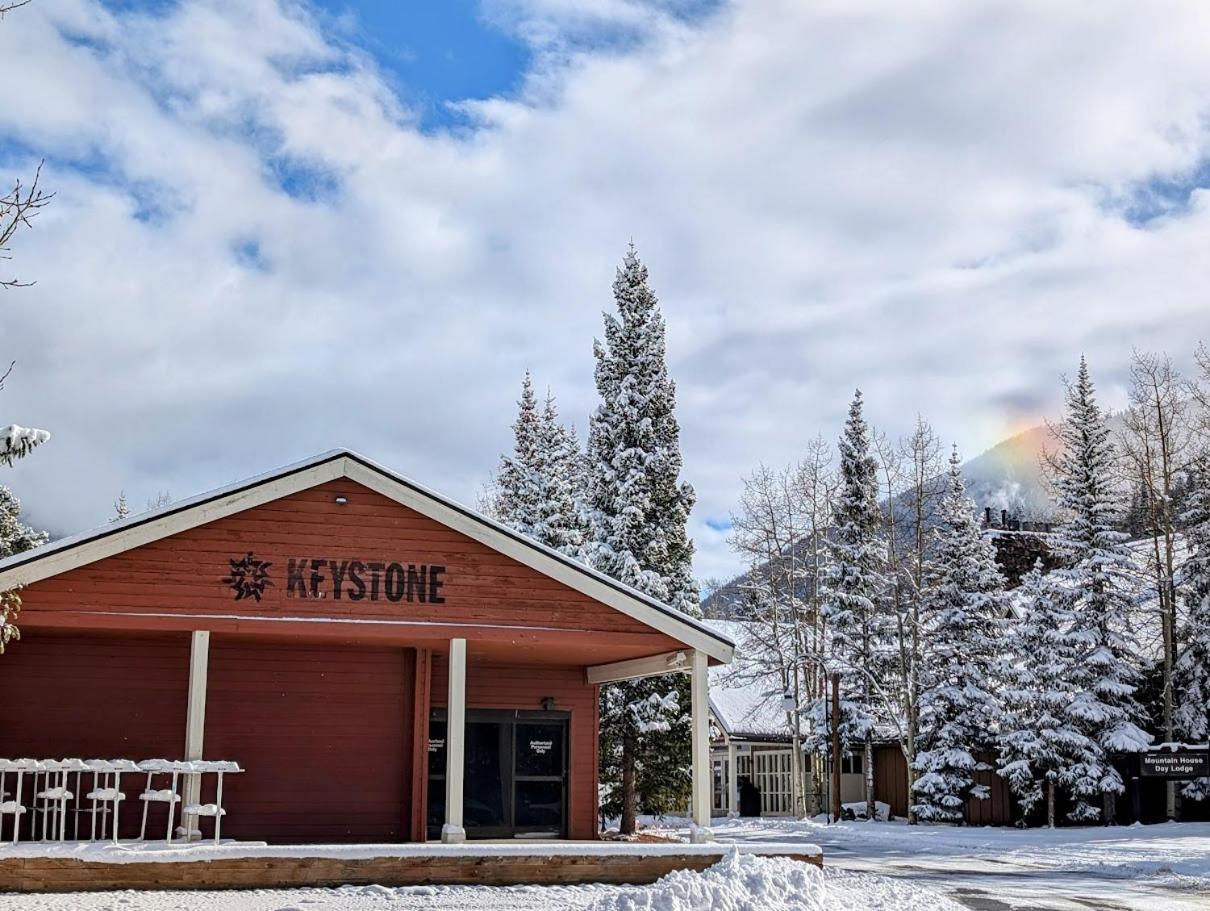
[807,831,1210,911]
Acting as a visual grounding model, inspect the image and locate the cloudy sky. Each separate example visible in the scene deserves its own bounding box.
[1,0,1209,583]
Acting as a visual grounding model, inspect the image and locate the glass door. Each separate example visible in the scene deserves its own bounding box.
[513,721,566,837]
[426,710,568,839]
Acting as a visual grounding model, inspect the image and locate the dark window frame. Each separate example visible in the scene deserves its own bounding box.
[427,708,570,840]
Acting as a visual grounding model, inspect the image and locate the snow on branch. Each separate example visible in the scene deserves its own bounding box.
[0,424,50,465]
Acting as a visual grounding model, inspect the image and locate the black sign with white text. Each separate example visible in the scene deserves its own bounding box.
[1139,751,1210,779]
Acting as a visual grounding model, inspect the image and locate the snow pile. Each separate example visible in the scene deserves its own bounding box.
[588,850,825,911]
[841,800,891,821]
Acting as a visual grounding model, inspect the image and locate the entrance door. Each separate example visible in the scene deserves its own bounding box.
[427,710,568,839]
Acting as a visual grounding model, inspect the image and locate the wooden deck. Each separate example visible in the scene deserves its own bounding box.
[0,842,822,893]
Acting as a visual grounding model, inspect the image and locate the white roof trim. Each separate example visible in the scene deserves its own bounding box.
[0,449,735,664]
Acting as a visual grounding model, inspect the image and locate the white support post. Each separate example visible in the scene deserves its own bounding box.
[442,638,467,844]
[727,738,739,818]
[690,649,713,841]
[182,631,210,840]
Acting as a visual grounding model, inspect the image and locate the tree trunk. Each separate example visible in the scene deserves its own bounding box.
[620,742,637,835]
[865,734,876,821]
[1047,781,1056,829]
[831,672,842,823]
[1103,790,1117,826]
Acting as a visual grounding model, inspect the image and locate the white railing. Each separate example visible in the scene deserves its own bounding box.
[0,758,241,846]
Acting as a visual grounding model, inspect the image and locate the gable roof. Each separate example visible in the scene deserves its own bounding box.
[0,449,734,663]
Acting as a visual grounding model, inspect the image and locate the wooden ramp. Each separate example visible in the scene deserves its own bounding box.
[0,842,822,893]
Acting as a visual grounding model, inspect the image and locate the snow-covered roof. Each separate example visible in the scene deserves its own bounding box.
[0,449,735,664]
[704,620,794,741]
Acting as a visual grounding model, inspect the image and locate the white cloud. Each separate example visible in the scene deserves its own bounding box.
[2,0,1210,582]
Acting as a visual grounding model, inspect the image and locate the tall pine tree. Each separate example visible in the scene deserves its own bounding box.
[1049,357,1150,823]
[823,389,888,819]
[487,372,544,536]
[589,245,698,834]
[533,391,588,560]
[998,561,1104,826]
[0,484,47,654]
[912,446,1005,822]
[1174,458,1210,801]
[487,374,588,560]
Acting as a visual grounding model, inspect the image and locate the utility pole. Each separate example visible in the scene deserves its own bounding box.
[831,671,842,823]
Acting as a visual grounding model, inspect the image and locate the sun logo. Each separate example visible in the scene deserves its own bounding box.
[223,552,273,602]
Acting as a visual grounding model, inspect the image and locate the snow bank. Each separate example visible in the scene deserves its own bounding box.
[588,850,825,911]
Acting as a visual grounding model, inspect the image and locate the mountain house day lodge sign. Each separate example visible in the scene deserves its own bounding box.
[223,552,448,604]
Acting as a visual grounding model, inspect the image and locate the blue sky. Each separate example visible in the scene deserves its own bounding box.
[309,1,530,127]
[3,0,1210,582]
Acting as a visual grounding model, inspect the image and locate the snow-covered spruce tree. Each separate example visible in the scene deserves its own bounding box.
[822,389,889,820]
[0,484,47,654]
[1174,458,1210,801]
[998,561,1103,827]
[912,446,1006,823]
[532,391,588,560]
[486,372,545,536]
[112,491,131,523]
[1049,357,1151,823]
[486,374,588,560]
[0,485,47,560]
[589,245,698,834]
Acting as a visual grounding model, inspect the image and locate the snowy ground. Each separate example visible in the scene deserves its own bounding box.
[2,819,1208,910]
[696,817,1210,911]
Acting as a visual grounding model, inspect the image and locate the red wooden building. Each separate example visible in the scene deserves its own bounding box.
[0,450,733,844]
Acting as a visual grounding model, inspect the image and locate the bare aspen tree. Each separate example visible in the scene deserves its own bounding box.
[729,464,808,814]
[898,415,944,822]
[1120,350,1195,820]
[793,436,836,812]
[872,429,909,810]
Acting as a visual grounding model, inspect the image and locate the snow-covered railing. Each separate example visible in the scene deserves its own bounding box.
[0,758,241,847]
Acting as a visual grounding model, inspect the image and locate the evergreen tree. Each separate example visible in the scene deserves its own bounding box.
[0,485,46,559]
[112,491,130,523]
[912,447,1006,822]
[1174,459,1210,801]
[0,484,47,654]
[588,245,699,834]
[532,392,588,560]
[823,389,888,819]
[487,374,588,560]
[487,372,545,537]
[1049,357,1151,822]
[998,561,1104,826]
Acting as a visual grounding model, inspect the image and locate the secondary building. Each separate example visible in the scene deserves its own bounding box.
[0,450,733,844]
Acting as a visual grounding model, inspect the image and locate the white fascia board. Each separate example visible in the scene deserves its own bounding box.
[708,696,734,737]
[0,458,345,589]
[585,650,690,684]
[343,458,735,664]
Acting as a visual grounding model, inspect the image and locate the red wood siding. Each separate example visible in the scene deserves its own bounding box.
[0,631,190,840]
[18,481,675,652]
[201,638,412,843]
[431,659,600,840]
